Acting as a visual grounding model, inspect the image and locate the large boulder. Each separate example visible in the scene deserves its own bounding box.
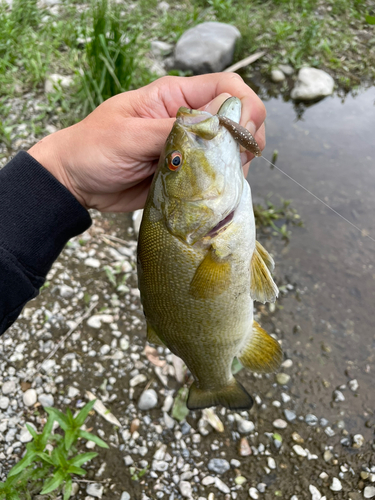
[174,22,241,74]
[291,67,334,100]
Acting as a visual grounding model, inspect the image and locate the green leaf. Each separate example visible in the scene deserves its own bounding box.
[6,492,21,500]
[103,265,117,287]
[41,415,55,448]
[74,399,96,427]
[40,469,66,495]
[64,428,78,451]
[66,465,86,476]
[171,388,190,422]
[8,452,36,476]
[365,14,375,24]
[68,452,97,467]
[25,424,38,440]
[63,476,72,500]
[35,452,56,466]
[45,407,69,431]
[78,430,109,449]
[66,408,74,426]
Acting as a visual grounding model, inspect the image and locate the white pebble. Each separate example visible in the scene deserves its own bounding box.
[87,316,102,329]
[364,486,375,498]
[23,389,37,407]
[84,257,101,268]
[0,397,10,410]
[309,485,322,500]
[330,477,342,491]
[249,487,259,499]
[348,379,359,391]
[267,457,276,469]
[273,419,287,429]
[2,380,16,395]
[179,481,192,498]
[293,445,307,457]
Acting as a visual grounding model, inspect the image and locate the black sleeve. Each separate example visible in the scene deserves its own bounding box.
[0,151,92,335]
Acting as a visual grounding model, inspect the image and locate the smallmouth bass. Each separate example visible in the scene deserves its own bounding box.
[137,97,282,410]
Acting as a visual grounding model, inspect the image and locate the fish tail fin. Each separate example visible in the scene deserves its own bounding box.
[238,321,283,373]
[187,378,253,411]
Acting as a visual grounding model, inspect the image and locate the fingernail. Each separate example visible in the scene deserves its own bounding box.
[245,120,257,136]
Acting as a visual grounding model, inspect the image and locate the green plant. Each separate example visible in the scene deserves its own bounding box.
[0,400,108,500]
[254,199,303,241]
[80,0,150,113]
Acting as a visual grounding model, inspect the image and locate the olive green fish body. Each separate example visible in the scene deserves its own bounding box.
[138,97,282,410]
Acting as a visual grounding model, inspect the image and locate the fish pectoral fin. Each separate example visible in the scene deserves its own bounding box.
[189,248,231,300]
[238,321,283,373]
[187,379,253,411]
[147,321,165,347]
[250,241,278,303]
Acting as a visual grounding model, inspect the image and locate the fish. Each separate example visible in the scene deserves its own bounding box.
[137,97,282,411]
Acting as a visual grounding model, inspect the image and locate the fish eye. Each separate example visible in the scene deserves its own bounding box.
[168,151,183,171]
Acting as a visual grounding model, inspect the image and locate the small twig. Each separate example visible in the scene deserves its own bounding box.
[100,235,121,248]
[100,233,129,245]
[27,302,98,380]
[224,51,266,73]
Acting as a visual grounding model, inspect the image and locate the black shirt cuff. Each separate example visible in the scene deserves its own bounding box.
[0,150,92,276]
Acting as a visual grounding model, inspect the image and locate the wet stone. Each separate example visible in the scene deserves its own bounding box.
[284,409,296,422]
[309,484,323,500]
[273,418,287,429]
[208,458,230,475]
[352,434,364,448]
[271,69,285,83]
[305,414,318,426]
[333,390,345,402]
[276,373,290,385]
[237,418,255,434]
[249,487,260,499]
[215,477,230,493]
[138,389,158,410]
[293,445,307,457]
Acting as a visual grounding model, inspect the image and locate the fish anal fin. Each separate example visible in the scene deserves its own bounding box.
[187,378,253,411]
[147,321,165,347]
[189,249,231,300]
[238,321,283,373]
[250,241,278,303]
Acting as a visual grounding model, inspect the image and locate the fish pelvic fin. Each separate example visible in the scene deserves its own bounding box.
[147,321,165,347]
[250,240,278,303]
[238,321,283,373]
[187,378,253,411]
[189,248,231,300]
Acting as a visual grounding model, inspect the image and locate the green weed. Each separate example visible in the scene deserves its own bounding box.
[254,199,303,242]
[1,399,107,500]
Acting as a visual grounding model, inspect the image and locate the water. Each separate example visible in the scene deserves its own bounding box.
[247,87,375,431]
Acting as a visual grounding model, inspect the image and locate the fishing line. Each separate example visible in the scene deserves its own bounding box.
[259,155,375,244]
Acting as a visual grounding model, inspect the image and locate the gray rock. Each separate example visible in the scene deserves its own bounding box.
[271,69,285,82]
[45,73,73,94]
[208,458,230,475]
[333,390,345,402]
[23,389,37,407]
[364,486,375,499]
[273,418,287,429]
[38,393,54,407]
[68,386,80,398]
[330,477,342,491]
[86,483,103,498]
[352,433,364,448]
[152,460,169,472]
[174,22,241,74]
[305,414,318,426]
[59,285,74,298]
[237,418,254,434]
[0,397,10,410]
[291,67,334,100]
[230,459,241,468]
[2,380,16,395]
[121,493,131,500]
[215,477,230,493]
[279,64,294,76]
[179,480,192,498]
[151,40,173,58]
[284,409,296,422]
[138,389,158,410]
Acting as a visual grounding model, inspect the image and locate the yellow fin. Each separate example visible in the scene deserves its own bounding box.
[255,240,275,272]
[187,379,253,410]
[238,321,283,373]
[147,321,165,347]
[250,241,278,303]
[190,249,231,300]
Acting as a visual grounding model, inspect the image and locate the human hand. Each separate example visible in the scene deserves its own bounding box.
[28,73,266,212]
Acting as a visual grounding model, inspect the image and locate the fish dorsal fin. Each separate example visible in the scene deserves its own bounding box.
[189,248,231,300]
[147,321,165,347]
[187,378,253,410]
[238,321,283,373]
[250,241,278,303]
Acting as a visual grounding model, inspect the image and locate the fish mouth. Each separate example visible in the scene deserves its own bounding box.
[205,210,235,238]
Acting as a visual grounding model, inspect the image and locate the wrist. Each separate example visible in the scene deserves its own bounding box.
[28,131,86,208]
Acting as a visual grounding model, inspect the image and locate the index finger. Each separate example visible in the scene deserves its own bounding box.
[141,73,267,131]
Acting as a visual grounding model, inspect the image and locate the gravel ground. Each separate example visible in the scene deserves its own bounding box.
[1,201,374,499]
